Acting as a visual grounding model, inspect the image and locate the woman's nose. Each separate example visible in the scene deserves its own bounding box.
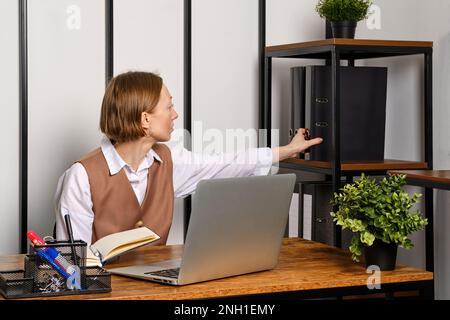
[172,109,179,119]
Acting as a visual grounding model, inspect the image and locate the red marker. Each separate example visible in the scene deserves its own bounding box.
[26,230,46,246]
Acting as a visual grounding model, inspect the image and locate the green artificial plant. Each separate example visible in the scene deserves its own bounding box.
[316,0,373,22]
[330,174,428,262]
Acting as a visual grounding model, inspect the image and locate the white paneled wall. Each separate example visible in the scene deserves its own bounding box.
[0,0,19,254]
[191,0,265,232]
[192,0,259,147]
[114,0,185,245]
[27,0,105,238]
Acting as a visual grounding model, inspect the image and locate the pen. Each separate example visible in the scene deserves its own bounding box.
[64,214,78,266]
[36,250,70,279]
[89,245,104,267]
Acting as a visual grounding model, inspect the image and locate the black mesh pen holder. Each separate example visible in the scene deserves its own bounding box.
[0,240,111,299]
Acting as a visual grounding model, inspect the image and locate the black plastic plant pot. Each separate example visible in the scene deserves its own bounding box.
[330,20,357,39]
[363,239,398,271]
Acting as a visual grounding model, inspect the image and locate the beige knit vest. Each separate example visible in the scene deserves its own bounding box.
[78,143,174,245]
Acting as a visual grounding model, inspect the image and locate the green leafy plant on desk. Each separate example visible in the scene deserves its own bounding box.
[330,174,428,269]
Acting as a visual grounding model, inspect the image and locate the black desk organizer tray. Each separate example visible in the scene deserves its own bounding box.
[0,240,111,299]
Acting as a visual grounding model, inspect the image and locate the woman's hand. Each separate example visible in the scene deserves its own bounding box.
[272,128,323,163]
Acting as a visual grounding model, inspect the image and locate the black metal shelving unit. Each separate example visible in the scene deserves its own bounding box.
[260,39,434,279]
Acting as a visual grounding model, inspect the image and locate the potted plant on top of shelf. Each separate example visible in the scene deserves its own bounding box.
[330,173,428,270]
[316,0,373,39]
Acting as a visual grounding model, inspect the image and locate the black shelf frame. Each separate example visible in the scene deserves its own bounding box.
[183,0,192,241]
[222,279,434,300]
[260,41,434,283]
[19,0,28,253]
[266,45,432,60]
[279,162,332,175]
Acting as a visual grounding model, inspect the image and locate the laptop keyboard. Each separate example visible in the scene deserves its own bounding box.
[145,268,180,279]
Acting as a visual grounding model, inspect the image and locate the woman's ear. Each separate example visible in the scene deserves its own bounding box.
[141,111,151,129]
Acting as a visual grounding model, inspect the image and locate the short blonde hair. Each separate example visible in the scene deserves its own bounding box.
[100,71,163,143]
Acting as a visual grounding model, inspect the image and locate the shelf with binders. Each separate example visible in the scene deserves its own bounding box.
[261,38,434,279]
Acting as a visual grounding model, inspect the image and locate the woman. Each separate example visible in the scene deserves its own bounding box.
[55,71,322,245]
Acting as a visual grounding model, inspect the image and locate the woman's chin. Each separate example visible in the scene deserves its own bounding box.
[148,133,170,142]
[160,133,172,142]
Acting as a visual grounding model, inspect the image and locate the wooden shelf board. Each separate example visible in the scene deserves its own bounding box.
[281,159,428,172]
[388,170,450,186]
[266,38,433,53]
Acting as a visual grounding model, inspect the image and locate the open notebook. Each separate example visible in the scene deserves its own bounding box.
[86,227,160,267]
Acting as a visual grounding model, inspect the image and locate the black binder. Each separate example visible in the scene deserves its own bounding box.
[301,182,353,248]
[290,65,388,161]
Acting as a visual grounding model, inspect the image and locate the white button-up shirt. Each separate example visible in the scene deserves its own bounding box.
[54,137,273,244]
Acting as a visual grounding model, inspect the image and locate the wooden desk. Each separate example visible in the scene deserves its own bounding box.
[0,238,433,300]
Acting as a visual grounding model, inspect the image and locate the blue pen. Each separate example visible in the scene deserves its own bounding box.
[36,246,82,290]
[36,249,70,279]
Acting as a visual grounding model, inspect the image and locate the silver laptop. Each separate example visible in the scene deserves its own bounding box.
[108,174,296,285]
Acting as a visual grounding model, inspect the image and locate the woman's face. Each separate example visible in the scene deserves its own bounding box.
[144,85,178,142]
